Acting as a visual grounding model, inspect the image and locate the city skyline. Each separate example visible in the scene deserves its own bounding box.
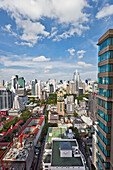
[0,0,113,81]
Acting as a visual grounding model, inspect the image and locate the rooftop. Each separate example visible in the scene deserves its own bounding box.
[60,142,71,150]
[47,127,66,143]
[52,141,83,167]
[3,136,33,161]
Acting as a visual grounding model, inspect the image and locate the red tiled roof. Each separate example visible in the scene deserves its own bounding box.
[15,120,23,126]
[0,142,9,148]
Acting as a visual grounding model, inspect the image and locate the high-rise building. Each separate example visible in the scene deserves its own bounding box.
[0,85,12,114]
[1,80,5,86]
[49,84,54,93]
[96,29,113,170]
[11,75,18,93]
[31,79,37,95]
[18,77,25,88]
[73,70,80,93]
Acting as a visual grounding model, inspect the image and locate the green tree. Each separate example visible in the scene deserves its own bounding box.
[0,117,6,122]
[74,112,78,117]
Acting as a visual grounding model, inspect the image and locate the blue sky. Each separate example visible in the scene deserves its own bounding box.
[0,0,113,81]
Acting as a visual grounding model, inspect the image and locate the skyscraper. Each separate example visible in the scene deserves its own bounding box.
[73,70,80,93]
[97,29,113,170]
[0,85,12,113]
[18,77,25,88]
[31,79,37,95]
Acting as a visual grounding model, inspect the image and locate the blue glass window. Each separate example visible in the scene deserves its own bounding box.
[98,64,113,73]
[98,88,112,97]
[97,109,111,121]
[98,77,112,85]
[97,119,111,134]
[99,38,113,52]
[98,51,113,62]
[97,131,111,145]
[97,139,110,157]
[97,151,110,168]
[97,98,112,110]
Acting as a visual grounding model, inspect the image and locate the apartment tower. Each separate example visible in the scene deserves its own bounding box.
[97,29,113,170]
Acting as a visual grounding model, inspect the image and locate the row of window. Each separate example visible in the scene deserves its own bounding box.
[98,88,112,97]
[98,98,112,110]
[99,38,113,52]
[97,160,103,170]
[97,109,111,122]
[98,77,112,85]
[97,130,111,145]
[98,51,113,62]
[97,139,110,157]
[98,64,113,73]
[97,151,110,169]
[97,119,111,134]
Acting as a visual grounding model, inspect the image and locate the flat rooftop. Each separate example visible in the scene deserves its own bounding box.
[47,127,66,143]
[3,136,33,162]
[52,141,83,167]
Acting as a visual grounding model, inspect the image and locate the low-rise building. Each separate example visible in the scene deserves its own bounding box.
[42,127,86,170]
[48,111,59,124]
[1,116,45,170]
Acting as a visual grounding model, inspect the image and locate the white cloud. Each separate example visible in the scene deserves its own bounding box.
[0,0,90,45]
[32,56,50,62]
[2,24,17,37]
[67,48,75,56]
[0,50,96,81]
[5,24,11,31]
[77,50,86,59]
[44,70,50,73]
[45,65,53,69]
[15,41,33,47]
[89,40,97,49]
[78,61,92,67]
[96,4,113,19]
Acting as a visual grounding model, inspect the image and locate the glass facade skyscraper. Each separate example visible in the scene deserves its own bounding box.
[97,29,113,170]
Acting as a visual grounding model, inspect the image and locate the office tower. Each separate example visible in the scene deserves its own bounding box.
[73,70,80,93]
[31,79,37,95]
[0,85,12,113]
[49,84,54,93]
[66,95,74,114]
[35,80,41,99]
[11,75,18,93]
[97,29,113,170]
[18,77,25,88]
[69,81,75,94]
[1,80,5,86]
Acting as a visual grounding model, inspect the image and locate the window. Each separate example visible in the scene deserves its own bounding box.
[97,109,111,122]
[97,131,111,145]
[98,77,112,85]
[98,51,113,62]
[97,119,111,134]
[99,38,113,51]
[98,64,113,73]
[97,98,112,110]
[98,88,112,97]
[97,139,110,157]
[60,103,62,111]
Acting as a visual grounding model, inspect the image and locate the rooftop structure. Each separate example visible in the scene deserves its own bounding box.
[2,135,34,170]
[43,127,86,170]
[1,116,45,170]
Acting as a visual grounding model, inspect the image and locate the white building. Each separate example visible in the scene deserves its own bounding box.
[42,127,86,170]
